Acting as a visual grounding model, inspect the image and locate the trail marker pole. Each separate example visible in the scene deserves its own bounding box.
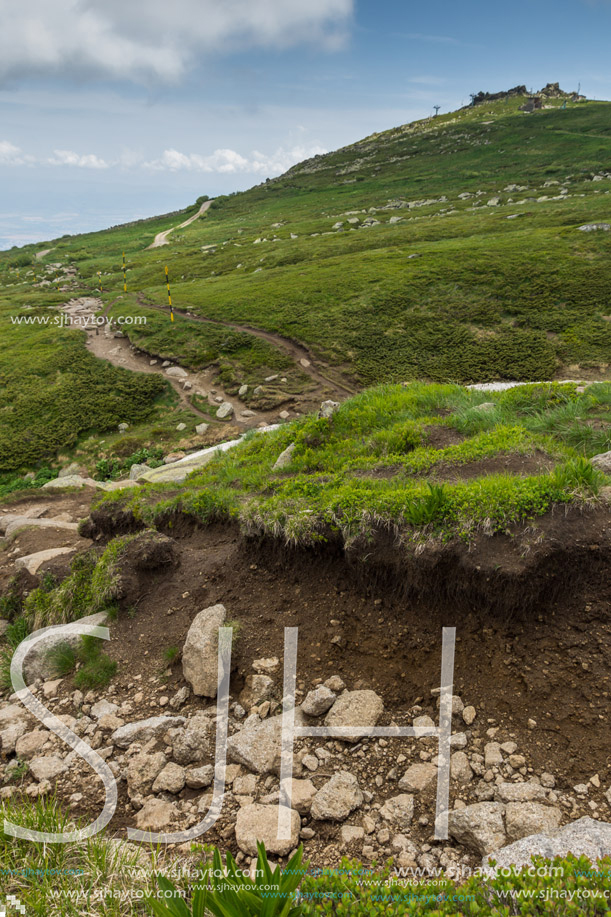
[165,265,174,322]
[122,252,127,292]
[97,272,103,294]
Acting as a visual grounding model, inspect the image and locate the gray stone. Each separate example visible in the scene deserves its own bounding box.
[171,715,212,765]
[236,803,300,856]
[176,423,187,431]
[185,765,214,789]
[380,795,415,830]
[195,423,209,436]
[29,756,67,782]
[495,783,547,803]
[118,422,130,432]
[58,462,81,478]
[16,547,74,575]
[216,402,234,420]
[182,603,227,697]
[272,443,296,470]
[324,690,384,743]
[484,817,611,871]
[42,475,95,490]
[129,463,149,481]
[484,742,503,767]
[448,802,506,856]
[505,802,562,843]
[450,752,473,784]
[311,772,363,821]
[462,706,476,726]
[239,675,274,710]
[227,711,304,775]
[165,366,188,378]
[21,611,109,684]
[238,384,248,397]
[127,752,167,799]
[578,223,610,232]
[90,700,119,720]
[152,762,186,794]
[591,451,611,474]
[281,777,317,814]
[301,685,336,716]
[111,715,185,749]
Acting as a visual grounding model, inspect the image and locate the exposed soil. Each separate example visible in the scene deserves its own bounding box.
[432,449,557,482]
[1,487,611,862]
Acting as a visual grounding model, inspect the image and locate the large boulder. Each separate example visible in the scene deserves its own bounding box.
[235,803,300,856]
[311,772,363,821]
[182,604,227,697]
[484,817,611,871]
[448,802,506,856]
[324,690,384,742]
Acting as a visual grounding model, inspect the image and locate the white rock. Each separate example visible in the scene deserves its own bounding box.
[182,604,227,697]
[111,715,185,749]
[152,763,186,794]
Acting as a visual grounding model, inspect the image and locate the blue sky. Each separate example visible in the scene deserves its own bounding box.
[1,0,610,249]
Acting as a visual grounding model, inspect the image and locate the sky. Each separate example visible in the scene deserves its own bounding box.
[1,0,611,249]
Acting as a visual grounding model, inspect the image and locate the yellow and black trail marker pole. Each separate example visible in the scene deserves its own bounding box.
[97,271,103,294]
[165,265,174,321]
[122,252,127,292]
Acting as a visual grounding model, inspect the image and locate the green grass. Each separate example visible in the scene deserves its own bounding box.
[0,95,610,473]
[96,381,610,548]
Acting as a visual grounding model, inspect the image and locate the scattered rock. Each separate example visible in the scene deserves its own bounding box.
[195,423,209,436]
[324,690,384,743]
[311,772,364,821]
[185,765,214,789]
[111,715,186,749]
[182,603,227,697]
[29,756,67,782]
[591,451,611,473]
[152,762,186,794]
[505,802,562,843]
[273,443,296,470]
[135,798,178,831]
[448,802,506,856]
[127,752,167,799]
[216,402,234,420]
[380,795,415,830]
[578,223,610,232]
[484,817,611,871]
[399,763,437,793]
[235,804,300,856]
[301,685,336,716]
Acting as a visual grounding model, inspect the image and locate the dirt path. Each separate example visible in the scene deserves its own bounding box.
[147,199,213,250]
[61,297,334,429]
[138,296,357,398]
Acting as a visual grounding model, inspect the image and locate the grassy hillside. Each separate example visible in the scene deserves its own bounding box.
[1,91,610,473]
[97,380,610,548]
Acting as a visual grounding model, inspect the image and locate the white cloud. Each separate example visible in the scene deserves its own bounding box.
[0,0,353,85]
[0,137,327,177]
[143,143,327,175]
[0,140,35,165]
[48,149,109,168]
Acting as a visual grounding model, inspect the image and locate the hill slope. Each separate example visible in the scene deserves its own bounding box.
[1,90,610,475]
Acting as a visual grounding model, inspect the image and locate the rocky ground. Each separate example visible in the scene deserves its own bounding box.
[1,486,610,874]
